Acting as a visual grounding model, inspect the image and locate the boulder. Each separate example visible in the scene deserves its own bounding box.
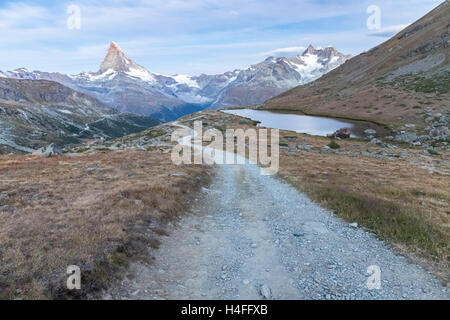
[430,126,448,137]
[40,143,62,158]
[297,144,313,150]
[394,132,417,143]
[369,138,382,145]
[331,127,351,139]
[364,129,377,136]
[259,284,272,299]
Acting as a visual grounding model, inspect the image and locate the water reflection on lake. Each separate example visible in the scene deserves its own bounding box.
[222,109,359,137]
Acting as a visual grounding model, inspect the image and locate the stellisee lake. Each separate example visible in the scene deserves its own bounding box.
[222,109,362,137]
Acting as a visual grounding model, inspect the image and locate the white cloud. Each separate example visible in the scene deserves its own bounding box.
[269,46,307,57]
[0,3,50,28]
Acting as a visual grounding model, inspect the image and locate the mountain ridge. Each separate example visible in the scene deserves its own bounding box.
[1,43,350,120]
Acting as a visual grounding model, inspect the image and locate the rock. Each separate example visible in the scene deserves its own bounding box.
[0,193,9,200]
[364,129,377,136]
[416,135,429,143]
[369,138,382,145]
[349,222,358,228]
[331,127,351,139]
[282,136,297,142]
[259,284,272,299]
[399,152,409,159]
[132,290,140,296]
[40,143,62,157]
[430,126,448,137]
[321,146,331,152]
[202,187,210,193]
[32,147,44,156]
[243,279,251,285]
[394,132,417,143]
[293,232,304,237]
[420,201,426,206]
[297,144,313,150]
[251,243,258,248]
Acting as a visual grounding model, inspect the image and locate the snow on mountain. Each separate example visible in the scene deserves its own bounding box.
[0,43,350,119]
[208,45,351,108]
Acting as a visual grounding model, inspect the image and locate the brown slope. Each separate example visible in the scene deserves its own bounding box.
[263,1,450,127]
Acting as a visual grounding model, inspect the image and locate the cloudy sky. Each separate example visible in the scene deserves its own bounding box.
[0,0,444,75]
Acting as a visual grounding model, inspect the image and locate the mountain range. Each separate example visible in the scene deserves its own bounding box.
[1,43,350,122]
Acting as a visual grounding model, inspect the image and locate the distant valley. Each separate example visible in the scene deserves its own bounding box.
[0,78,159,154]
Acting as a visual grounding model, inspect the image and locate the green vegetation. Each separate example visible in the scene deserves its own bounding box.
[427,149,441,156]
[328,141,340,149]
[385,72,450,94]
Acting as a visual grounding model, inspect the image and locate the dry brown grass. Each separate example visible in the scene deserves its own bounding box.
[0,149,211,299]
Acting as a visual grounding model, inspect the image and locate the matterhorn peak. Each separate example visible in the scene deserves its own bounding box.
[100,41,136,73]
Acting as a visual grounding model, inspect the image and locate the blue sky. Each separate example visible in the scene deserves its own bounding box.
[0,0,444,75]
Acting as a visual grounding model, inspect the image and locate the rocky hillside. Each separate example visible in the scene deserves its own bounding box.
[1,43,349,120]
[0,78,159,154]
[264,1,449,139]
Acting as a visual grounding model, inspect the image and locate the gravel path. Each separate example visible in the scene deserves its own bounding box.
[104,161,448,300]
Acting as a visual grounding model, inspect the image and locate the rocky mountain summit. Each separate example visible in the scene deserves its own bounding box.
[210,45,351,108]
[1,43,350,121]
[100,41,145,74]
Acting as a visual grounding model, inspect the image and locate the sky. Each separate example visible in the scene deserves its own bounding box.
[0,0,444,75]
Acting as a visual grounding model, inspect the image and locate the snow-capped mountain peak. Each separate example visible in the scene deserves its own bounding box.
[100,41,133,73]
[303,44,317,55]
[0,42,350,119]
[97,41,155,82]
